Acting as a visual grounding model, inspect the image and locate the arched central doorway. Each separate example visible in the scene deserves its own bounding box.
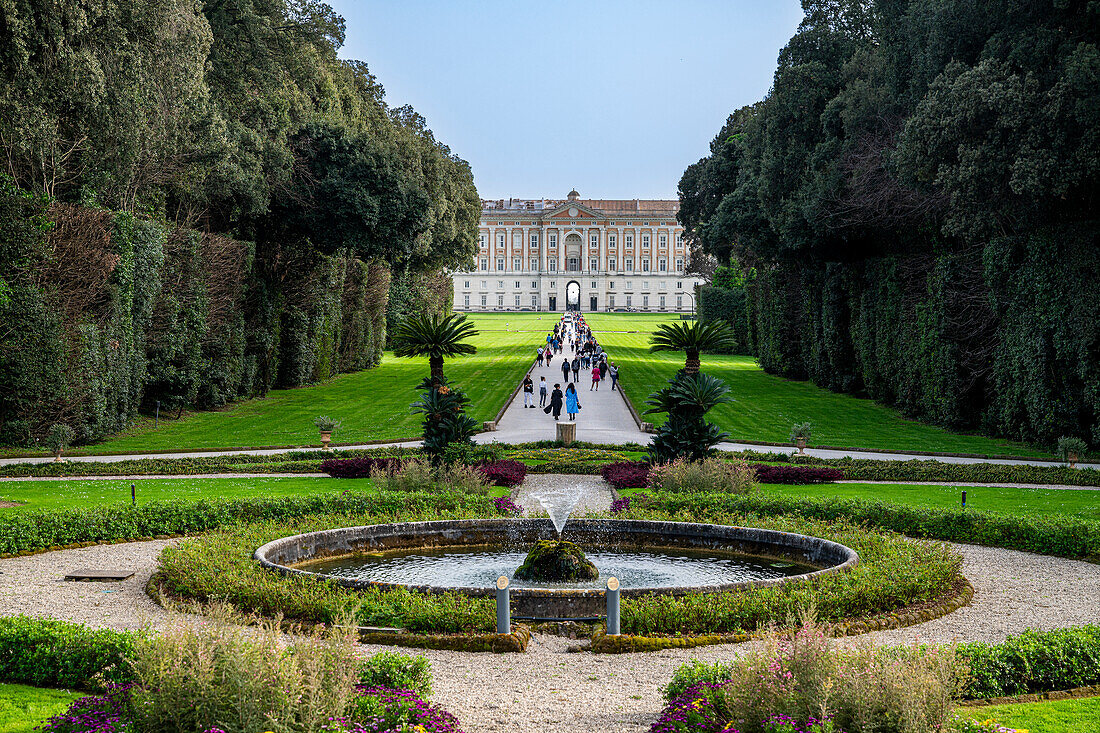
[566,281,581,311]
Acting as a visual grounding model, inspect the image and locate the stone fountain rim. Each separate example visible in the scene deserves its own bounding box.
[254,518,859,599]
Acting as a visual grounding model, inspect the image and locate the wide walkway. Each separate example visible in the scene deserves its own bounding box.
[487,336,643,445]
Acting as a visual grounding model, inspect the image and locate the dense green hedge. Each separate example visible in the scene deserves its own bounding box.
[697,285,752,355]
[644,492,1100,561]
[958,625,1100,699]
[0,616,135,690]
[0,490,493,556]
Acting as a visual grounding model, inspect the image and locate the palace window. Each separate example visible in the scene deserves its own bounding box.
[675,258,683,271]
[625,234,633,248]
[531,295,538,308]
[642,258,650,272]
[514,281,520,288]
[549,234,557,248]
[530,233,539,248]
[677,295,683,308]
[643,281,649,290]
[609,234,617,248]
[531,258,538,271]
[608,258,616,271]
[660,281,667,290]
[660,295,666,308]
[549,260,557,272]
[515,294,521,308]
[643,295,649,308]
[513,258,521,271]
[498,295,504,306]
[642,234,650,247]
[498,234,505,248]
[463,295,470,308]
[532,281,537,288]
[591,281,597,288]
[567,257,580,272]
[676,233,683,248]
[590,234,598,248]
[659,234,667,248]
[626,295,632,307]
[550,281,556,288]
[480,258,487,271]
[479,234,487,249]
[513,233,521,248]
[658,258,667,272]
[676,281,683,288]
[608,281,615,289]
[496,258,505,271]
[498,280,504,288]
[464,281,470,288]
[480,295,487,306]
[625,258,634,271]
[609,295,615,307]
[590,258,598,271]
[481,280,487,288]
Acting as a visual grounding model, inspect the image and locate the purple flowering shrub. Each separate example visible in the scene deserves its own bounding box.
[650,682,728,733]
[475,459,527,487]
[753,465,844,485]
[39,683,134,733]
[601,461,650,490]
[610,493,651,514]
[321,457,406,478]
[345,686,464,733]
[493,496,523,515]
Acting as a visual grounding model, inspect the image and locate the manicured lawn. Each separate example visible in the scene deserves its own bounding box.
[20,314,557,456]
[584,313,1049,458]
[958,695,1100,731]
[759,482,1100,520]
[0,683,78,733]
[0,476,373,511]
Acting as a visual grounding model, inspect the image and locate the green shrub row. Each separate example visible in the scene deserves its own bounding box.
[0,615,135,690]
[0,490,495,556]
[792,455,1099,487]
[619,512,961,636]
[957,625,1100,699]
[153,516,496,634]
[645,492,1100,561]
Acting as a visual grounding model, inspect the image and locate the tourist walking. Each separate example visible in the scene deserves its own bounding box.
[609,362,618,391]
[539,376,548,407]
[536,346,544,367]
[571,356,580,382]
[545,383,564,420]
[522,375,534,407]
[560,357,570,382]
[565,383,580,421]
[590,364,601,391]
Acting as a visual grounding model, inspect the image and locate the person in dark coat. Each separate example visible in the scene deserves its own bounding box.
[560,357,570,382]
[544,383,564,420]
[571,356,580,381]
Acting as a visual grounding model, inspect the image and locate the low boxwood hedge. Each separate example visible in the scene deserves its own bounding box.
[0,616,135,690]
[958,625,1100,699]
[0,491,496,556]
[643,492,1100,561]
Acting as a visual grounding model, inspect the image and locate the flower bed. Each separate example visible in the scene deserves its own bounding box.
[321,456,406,478]
[476,459,527,487]
[601,461,651,490]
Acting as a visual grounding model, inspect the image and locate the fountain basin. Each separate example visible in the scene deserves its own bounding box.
[255,519,858,619]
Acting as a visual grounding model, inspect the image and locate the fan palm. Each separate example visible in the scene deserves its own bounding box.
[392,312,479,386]
[649,320,737,375]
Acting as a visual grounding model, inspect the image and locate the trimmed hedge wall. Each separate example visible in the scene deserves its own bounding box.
[958,625,1100,699]
[0,616,135,691]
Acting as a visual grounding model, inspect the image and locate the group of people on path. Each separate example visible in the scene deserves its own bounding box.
[520,312,619,421]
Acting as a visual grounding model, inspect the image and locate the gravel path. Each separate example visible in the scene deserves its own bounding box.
[3,537,1098,732]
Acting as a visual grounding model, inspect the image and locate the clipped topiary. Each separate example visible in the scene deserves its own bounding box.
[513,540,599,582]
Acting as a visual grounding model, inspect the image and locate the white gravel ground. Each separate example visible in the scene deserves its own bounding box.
[2,537,1098,732]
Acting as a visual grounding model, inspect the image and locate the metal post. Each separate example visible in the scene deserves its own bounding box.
[155,400,160,428]
[961,490,966,509]
[606,576,620,635]
[131,482,136,507]
[495,575,511,634]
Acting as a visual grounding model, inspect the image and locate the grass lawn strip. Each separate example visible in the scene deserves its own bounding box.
[583,313,1049,459]
[959,695,1100,731]
[0,683,79,733]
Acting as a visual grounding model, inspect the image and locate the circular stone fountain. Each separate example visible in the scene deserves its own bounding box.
[255,519,859,619]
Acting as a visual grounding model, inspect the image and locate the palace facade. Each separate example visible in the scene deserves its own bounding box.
[452,190,702,313]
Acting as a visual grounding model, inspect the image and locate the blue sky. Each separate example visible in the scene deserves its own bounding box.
[328,1,804,200]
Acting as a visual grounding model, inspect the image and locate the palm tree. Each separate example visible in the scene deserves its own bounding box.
[649,320,737,375]
[392,312,479,386]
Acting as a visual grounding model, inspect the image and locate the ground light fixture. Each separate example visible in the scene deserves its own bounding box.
[496,575,510,634]
[606,576,620,635]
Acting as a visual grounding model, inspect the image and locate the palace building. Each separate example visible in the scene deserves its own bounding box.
[452,190,702,313]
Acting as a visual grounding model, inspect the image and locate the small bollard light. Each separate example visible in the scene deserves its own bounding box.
[495,575,511,634]
[961,490,966,509]
[606,576,621,636]
[131,482,136,507]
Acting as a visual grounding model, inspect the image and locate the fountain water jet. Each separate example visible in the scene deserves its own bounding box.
[529,485,587,536]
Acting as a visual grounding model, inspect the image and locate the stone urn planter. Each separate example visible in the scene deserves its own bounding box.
[795,437,807,455]
[1067,452,1079,468]
[319,430,332,450]
[53,447,64,463]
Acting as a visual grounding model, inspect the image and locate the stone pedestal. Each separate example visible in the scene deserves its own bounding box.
[556,421,576,445]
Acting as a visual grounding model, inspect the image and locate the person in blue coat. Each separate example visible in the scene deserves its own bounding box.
[564,383,580,421]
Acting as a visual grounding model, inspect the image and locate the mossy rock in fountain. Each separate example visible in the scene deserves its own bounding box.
[514,540,599,582]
